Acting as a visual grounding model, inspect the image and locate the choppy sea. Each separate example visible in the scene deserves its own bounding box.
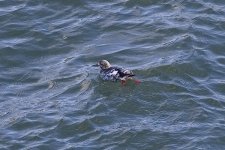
[1,0,225,149]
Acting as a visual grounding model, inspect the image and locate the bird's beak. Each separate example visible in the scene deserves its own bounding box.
[92,63,99,67]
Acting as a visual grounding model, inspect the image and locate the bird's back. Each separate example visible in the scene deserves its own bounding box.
[100,66,135,81]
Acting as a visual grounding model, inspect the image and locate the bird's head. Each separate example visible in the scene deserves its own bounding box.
[98,60,111,70]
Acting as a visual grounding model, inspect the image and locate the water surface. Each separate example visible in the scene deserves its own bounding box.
[1,0,225,149]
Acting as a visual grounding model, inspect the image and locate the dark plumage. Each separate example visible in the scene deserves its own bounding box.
[95,60,140,85]
[100,66,135,81]
[94,60,141,85]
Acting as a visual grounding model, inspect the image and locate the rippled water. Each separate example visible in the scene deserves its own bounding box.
[1,0,225,149]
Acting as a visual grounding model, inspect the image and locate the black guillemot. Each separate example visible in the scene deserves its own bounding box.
[94,60,140,85]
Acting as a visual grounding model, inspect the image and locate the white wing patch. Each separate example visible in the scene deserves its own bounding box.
[109,70,118,76]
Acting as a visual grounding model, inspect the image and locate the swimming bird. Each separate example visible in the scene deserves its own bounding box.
[94,60,140,85]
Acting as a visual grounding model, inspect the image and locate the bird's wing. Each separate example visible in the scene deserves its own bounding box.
[109,70,118,76]
[114,67,135,77]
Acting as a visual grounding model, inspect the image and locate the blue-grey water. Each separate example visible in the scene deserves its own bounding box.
[1,0,225,149]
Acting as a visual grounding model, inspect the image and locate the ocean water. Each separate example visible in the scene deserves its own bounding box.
[1,0,225,149]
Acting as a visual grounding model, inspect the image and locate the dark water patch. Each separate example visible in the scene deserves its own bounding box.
[216,57,225,66]
[208,82,225,97]
[55,118,95,140]
[125,0,163,7]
